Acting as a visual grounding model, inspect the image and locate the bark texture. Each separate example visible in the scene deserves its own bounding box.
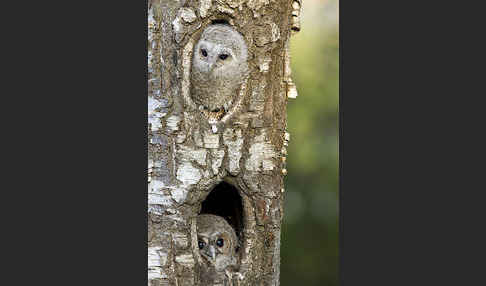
[148,0,300,284]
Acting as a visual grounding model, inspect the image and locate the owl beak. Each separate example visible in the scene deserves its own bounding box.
[206,245,216,261]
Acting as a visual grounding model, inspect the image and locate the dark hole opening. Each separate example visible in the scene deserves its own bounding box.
[211,19,230,25]
[200,182,243,250]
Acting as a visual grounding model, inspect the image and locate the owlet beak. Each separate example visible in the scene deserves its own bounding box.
[205,245,216,261]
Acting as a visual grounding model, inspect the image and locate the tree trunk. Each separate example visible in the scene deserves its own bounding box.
[148,0,300,284]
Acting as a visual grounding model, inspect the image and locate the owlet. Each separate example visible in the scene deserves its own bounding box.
[190,24,249,120]
[197,214,238,284]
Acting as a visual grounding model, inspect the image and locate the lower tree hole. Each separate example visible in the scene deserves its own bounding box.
[211,19,230,25]
[200,182,244,251]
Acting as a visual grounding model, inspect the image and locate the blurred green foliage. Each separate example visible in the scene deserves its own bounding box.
[281,0,339,285]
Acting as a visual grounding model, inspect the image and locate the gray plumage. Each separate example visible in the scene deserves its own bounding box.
[197,214,238,284]
[190,24,249,116]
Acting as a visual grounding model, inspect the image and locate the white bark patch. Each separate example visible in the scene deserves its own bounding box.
[203,132,220,149]
[258,55,272,73]
[176,133,187,144]
[211,124,218,134]
[292,0,301,13]
[249,79,266,112]
[284,131,290,142]
[175,254,195,266]
[245,130,276,171]
[172,14,186,43]
[173,144,205,199]
[148,247,168,280]
[270,22,280,42]
[291,0,301,33]
[148,192,172,206]
[148,178,165,191]
[148,7,155,27]
[182,40,197,111]
[148,179,174,211]
[282,39,299,99]
[166,115,181,132]
[176,162,202,186]
[217,5,235,15]
[171,187,189,204]
[287,82,299,99]
[224,0,240,8]
[177,145,207,166]
[180,8,197,23]
[148,266,163,280]
[172,16,183,33]
[148,204,165,215]
[210,149,225,175]
[223,128,244,175]
[148,116,162,132]
[199,0,212,18]
[148,8,155,42]
[148,159,153,182]
[147,159,165,182]
[183,112,196,137]
[147,50,153,73]
[148,179,173,206]
[173,233,189,249]
[148,96,166,131]
[193,128,204,147]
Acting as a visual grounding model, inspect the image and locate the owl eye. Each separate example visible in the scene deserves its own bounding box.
[216,238,224,247]
[201,49,208,57]
[219,54,229,60]
[198,240,206,249]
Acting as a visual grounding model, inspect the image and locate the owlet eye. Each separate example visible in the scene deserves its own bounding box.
[219,54,228,60]
[216,238,224,247]
[198,240,206,249]
[201,49,208,57]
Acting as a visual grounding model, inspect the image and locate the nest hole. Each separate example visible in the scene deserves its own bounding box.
[211,19,230,25]
[200,182,244,249]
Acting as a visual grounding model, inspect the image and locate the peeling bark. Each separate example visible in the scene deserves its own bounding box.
[148,0,300,284]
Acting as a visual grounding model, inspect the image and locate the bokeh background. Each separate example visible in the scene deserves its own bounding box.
[281,0,339,285]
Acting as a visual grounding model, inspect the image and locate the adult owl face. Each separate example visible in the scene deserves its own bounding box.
[196,214,238,271]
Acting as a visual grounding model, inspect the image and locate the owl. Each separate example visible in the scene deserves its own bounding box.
[190,24,249,120]
[196,214,238,284]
